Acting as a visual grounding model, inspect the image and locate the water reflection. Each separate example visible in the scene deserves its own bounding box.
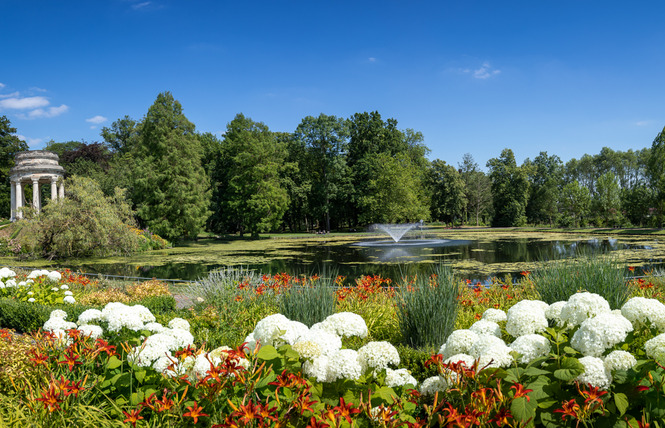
[68,236,661,282]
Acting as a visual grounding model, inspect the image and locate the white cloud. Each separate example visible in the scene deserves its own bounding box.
[29,87,47,92]
[86,115,108,124]
[0,91,20,99]
[636,120,651,126]
[16,135,44,148]
[0,83,5,88]
[368,57,377,63]
[0,96,50,110]
[472,62,501,79]
[132,1,151,9]
[21,104,69,119]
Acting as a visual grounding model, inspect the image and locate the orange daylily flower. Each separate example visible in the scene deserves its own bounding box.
[122,408,144,427]
[184,401,208,424]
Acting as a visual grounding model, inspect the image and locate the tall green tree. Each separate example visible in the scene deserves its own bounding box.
[559,180,591,227]
[428,160,466,225]
[212,114,288,237]
[524,152,563,226]
[487,149,529,227]
[458,153,492,226]
[0,116,28,218]
[101,115,140,154]
[592,172,623,226]
[357,153,429,224]
[132,92,210,240]
[294,114,350,231]
[647,126,665,226]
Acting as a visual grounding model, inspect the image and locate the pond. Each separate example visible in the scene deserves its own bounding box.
[43,229,665,282]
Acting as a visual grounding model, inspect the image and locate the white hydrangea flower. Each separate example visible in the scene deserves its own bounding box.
[166,328,195,349]
[143,322,166,333]
[77,309,103,326]
[78,324,104,339]
[63,296,76,304]
[28,298,35,302]
[510,334,551,364]
[444,353,476,367]
[28,269,50,279]
[47,271,62,282]
[50,309,68,320]
[0,267,16,279]
[506,300,548,337]
[0,281,4,289]
[192,353,222,380]
[59,284,69,290]
[316,312,368,339]
[253,314,293,345]
[129,343,171,367]
[545,301,567,324]
[577,356,613,390]
[152,354,177,376]
[326,349,365,381]
[358,341,400,370]
[303,355,331,382]
[560,293,611,327]
[51,287,60,292]
[5,279,16,288]
[439,329,479,358]
[482,308,507,323]
[470,335,513,368]
[645,333,665,362]
[244,332,257,353]
[470,320,502,338]
[385,368,417,387]
[604,350,637,373]
[281,320,310,345]
[64,291,73,296]
[570,312,633,357]
[168,317,191,331]
[621,297,665,331]
[420,376,451,396]
[293,329,342,359]
[132,305,156,323]
[43,316,77,332]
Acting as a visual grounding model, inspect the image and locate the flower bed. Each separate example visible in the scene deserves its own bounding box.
[1,267,665,426]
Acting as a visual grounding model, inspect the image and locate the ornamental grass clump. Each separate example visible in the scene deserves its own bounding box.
[396,264,459,349]
[279,276,336,327]
[531,254,630,308]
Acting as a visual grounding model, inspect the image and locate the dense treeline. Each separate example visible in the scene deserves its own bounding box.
[3,92,665,239]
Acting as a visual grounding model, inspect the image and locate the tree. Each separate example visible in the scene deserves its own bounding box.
[647,126,665,226]
[487,149,529,227]
[428,160,466,225]
[101,115,140,154]
[592,172,624,226]
[559,180,591,227]
[0,116,28,218]
[18,176,140,258]
[294,114,350,231]
[132,92,210,240]
[524,152,563,226]
[212,114,289,237]
[357,153,429,224]
[459,154,492,226]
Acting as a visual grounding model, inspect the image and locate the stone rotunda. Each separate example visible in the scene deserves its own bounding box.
[9,150,65,221]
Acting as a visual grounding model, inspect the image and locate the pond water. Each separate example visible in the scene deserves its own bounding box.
[56,230,665,282]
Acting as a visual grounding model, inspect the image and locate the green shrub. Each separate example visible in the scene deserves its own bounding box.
[395,344,438,381]
[532,253,630,308]
[396,264,459,349]
[137,294,177,314]
[279,279,336,327]
[0,299,91,333]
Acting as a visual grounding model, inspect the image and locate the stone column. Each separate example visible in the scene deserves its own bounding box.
[10,181,16,222]
[58,180,64,199]
[15,181,23,220]
[51,176,58,200]
[32,177,40,213]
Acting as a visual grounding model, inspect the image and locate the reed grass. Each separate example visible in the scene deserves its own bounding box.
[279,276,336,327]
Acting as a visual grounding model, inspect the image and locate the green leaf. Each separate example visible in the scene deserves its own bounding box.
[135,369,147,384]
[374,386,396,404]
[524,366,550,377]
[511,396,537,423]
[257,345,280,361]
[106,355,122,370]
[554,357,584,381]
[563,346,578,355]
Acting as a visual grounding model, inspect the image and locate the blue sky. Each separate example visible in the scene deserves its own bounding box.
[2,1,664,169]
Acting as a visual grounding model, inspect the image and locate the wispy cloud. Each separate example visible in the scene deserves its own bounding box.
[459,62,501,79]
[132,1,152,10]
[0,91,20,99]
[16,135,44,148]
[368,57,377,63]
[19,105,69,119]
[0,83,5,89]
[636,120,651,126]
[0,96,50,110]
[86,115,108,124]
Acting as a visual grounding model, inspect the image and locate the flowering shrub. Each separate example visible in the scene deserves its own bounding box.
[0,268,76,305]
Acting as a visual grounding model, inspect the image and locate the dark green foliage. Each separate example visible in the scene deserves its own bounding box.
[279,280,336,327]
[0,299,89,333]
[396,264,459,349]
[428,159,466,225]
[133,92,211,240]
[459,154,492,226]
[395,344,438,381]
[0,116,28,219]
[210,114,289,237]
[524,152,563,226]
[18,176,140,258]
[532,254,630,308]
[487,149,530,227]
[137,295,177,314]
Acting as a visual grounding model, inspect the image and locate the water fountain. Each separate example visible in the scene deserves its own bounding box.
[352,222,461,247]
